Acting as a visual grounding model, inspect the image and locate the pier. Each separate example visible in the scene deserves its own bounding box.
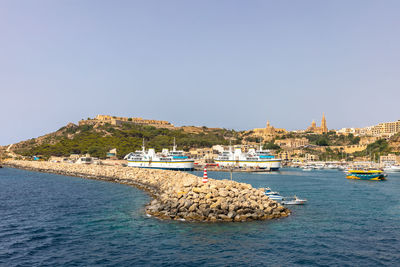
[194,165,275,172]
[3,160,290,222]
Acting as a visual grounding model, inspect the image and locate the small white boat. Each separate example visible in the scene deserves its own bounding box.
[314,165,324,170]
[75,157,95,164]
[326,164,336,169]
[265,187,284,201]
[281,196,307,205]
[265,187,279,195]
[267,194,284,201]
[337,165,347,171]
[384,165,400,172]
[302,167,313,171]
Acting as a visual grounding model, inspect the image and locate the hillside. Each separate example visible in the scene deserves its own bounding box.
[389,132,400,152]
[9,122,242,159]
[4,118,400,162]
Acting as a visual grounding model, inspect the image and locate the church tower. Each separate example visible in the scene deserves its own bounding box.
[321,113,328,133]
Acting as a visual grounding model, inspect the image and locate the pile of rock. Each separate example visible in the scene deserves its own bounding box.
[5,160,290,222]
[146,179,290,222]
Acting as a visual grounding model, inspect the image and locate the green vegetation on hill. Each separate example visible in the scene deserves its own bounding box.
[16,123,242,159]
[353,139,392,159]
[263,142,281,150]
[277,131,360,146]
[12,119,400,161]
[308,138,394,161]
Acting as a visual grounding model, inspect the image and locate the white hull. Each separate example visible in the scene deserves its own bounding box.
[214,160,281,170]
[127,160,194,171]
[384,166,400,172]
[124,139,194,171]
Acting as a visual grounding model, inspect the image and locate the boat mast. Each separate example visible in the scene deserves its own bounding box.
[173,137,177,152]
[142,138,145,152]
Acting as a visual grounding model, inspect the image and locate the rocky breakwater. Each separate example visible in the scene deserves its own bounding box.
[5,160,290,222]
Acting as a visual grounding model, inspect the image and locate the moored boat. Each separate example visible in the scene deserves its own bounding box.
[383,165,400,173]
[265,187,284,201]
[337,165,347,171]
[346,169,386,181]
[301,165,314,171]
[215,144,281,171]
[124,139,194,171]
[326,164,338,169]
[75,157,95,164]
[281,196,307,205]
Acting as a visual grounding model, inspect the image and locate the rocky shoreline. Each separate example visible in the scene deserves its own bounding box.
[4,160,290,222]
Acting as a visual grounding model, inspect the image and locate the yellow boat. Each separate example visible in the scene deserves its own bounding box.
[346,169,386,181]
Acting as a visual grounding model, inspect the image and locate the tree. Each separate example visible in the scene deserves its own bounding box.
[263,142,280,150]
[350,136,360,145]
[316,137,329,146]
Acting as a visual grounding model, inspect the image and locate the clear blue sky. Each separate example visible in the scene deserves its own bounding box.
[1,0,400,145]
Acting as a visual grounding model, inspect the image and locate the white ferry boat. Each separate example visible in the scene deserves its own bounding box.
[383,165,400,173]
[124,139,194,171]
[215,145,281,171]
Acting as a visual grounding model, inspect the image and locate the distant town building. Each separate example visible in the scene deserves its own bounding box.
[380,154,400,165]
[338,119,400,138]
[305,153,319,161]
[306,113,328,134]
[189,148,214,159]
[212,145,225,154]
[365,120,400,137]
[274,138,309,148]
[278,151,293,161]
[107,148,117,159]
[337,127,359,135]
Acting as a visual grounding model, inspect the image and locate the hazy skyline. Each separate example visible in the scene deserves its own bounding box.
[1,1,400,145]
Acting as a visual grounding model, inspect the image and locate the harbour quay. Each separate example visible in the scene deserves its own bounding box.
[4,160,290,222]
[194,165,273,173]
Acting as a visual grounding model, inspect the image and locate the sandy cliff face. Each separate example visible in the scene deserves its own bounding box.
[9,123,78,151]
[389,134,400,152]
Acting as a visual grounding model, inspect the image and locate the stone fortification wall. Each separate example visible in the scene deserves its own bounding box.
[4,161,290,222]
[79,115,174,129]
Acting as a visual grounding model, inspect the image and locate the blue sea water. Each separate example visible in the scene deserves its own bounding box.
[0,167,399,266]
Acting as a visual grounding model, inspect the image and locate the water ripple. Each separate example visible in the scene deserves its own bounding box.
[1,167,400,266]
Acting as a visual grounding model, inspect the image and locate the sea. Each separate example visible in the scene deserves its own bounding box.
[0,167,399,266]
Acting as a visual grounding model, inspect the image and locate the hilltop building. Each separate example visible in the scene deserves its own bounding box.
[252,121,287,141]
[79,115,174,129]
[306,113,328,134]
